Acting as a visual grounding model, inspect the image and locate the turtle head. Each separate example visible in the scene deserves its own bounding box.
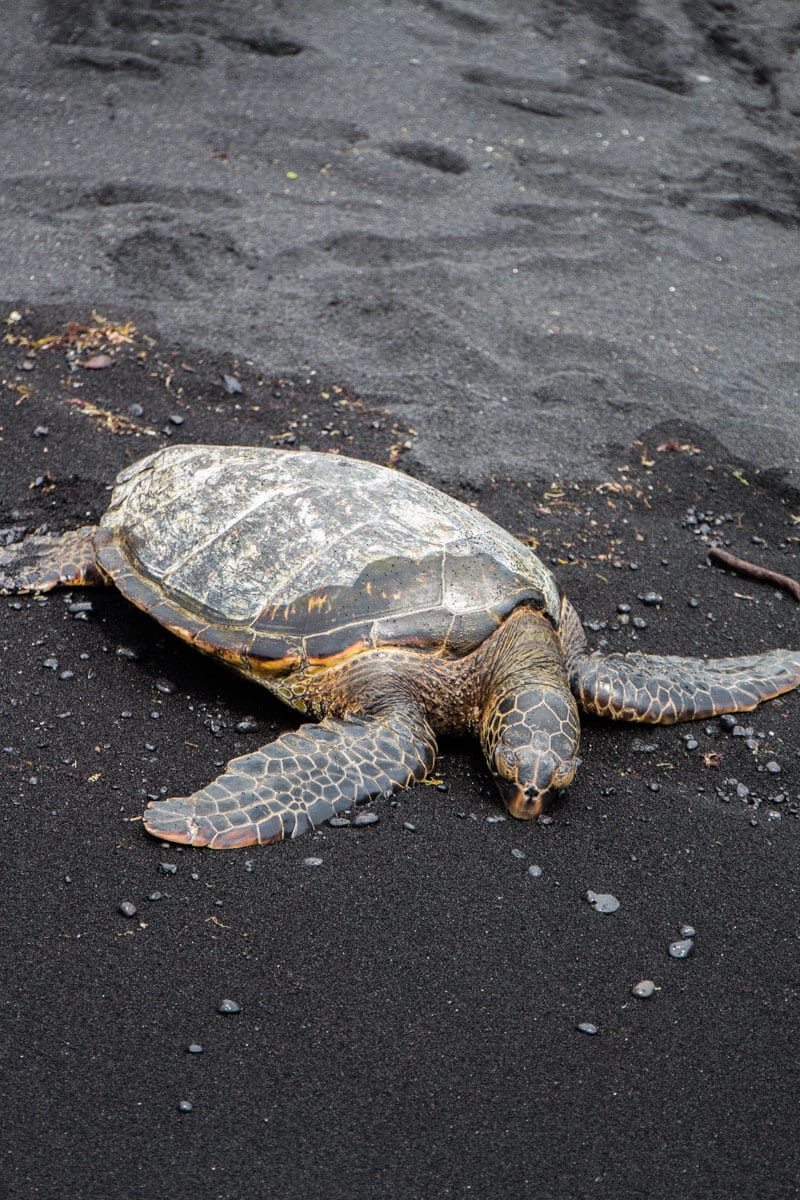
[483,683,581,819]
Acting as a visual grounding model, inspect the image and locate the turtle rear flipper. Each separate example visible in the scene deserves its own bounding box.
[0,527,103,593]
[143,707,438,849]
[571,648,800,724]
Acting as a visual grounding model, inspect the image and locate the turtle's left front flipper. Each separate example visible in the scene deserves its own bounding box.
[143,707,438,849]
[558,596,800,724]
[572,647,800,724]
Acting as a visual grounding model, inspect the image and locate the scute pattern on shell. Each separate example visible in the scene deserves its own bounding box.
[100,445,560,656]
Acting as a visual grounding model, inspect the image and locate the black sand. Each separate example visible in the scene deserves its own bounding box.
[2,4,799,1198]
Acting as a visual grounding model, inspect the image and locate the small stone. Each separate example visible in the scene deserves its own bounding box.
[638,592,663,606]
[632,617,648,630]
[168,413,185,426]
[684,738,698,751]
[128,403,144,417]
[527,864,543,878]
[235,718,258,733]
[576,1022,599,1035]
[159,862,178,875]
[353,811,379,826]
[155,679,175,695]
[177,1100,193,1113]
[303,856,323,866]
[485,815,506,824]
[328,817,350,827]
[187,1043,204,1054]
[585,890,620,913]
[765,761,781,775]
[688,597,700,608]
[735,782,750,799]
[217,998,241,1014]
[147,891,163,902]
[222,374,243,395]
[679,924,696,938]
[668,938,694,959]
[402,822,417,832]
[119,901,137,917]
[632,979,656,998]
[616,602,632,614]
[511,848,526,860]
[59,670,75,681]
[43,657,59,670]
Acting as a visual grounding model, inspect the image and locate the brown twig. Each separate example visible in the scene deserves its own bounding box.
[707,546,800,602]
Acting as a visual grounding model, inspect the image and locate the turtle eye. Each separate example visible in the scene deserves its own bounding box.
[493,743,518,782]
[552,757,580,788]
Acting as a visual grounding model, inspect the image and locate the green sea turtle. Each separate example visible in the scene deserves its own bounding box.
[2,444,798,849]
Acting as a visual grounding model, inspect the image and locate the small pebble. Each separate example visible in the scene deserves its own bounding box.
[632,617,648,630]
[236,718,258,733]
[329,817,350,828]
[632,979,656,999]
[668,938,694,959]
[303,856,323,867]
[177,1100,193,1113]
[128,403,144,417]
[585,890,620,913]
[679,924,696,938]
[147,891,162,902]
[402,822,417,832]
[353,812,379,826]
[765,761,781,775]
[222,373,243,394]
[576,1022,599,1035]
[217,999,241,1014]
[485,815,506,824]
[511,848,526,860]
[684,738,698,751]
[59,670,74,681]
[187,1044,204,1054]
[119,901,137,917]
[638,592,663,606]
[160,862,178,875]
[155,679,175,695]
[43,657,59,670]
[527,864,543,878]
[720,714,738,731]
[168,413,185,426]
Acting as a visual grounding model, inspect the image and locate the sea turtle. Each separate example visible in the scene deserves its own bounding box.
[2,444,798,849]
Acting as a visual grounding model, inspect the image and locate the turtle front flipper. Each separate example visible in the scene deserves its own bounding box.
[0,527,103,593]
[571,647,800,725]
[143,708,438,849]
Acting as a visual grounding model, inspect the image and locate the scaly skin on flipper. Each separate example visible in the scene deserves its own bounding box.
[0,527,103,593]
[558,597,800,723]
[144,706,437,849]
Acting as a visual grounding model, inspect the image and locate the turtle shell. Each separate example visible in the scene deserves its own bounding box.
[95,445,560,674]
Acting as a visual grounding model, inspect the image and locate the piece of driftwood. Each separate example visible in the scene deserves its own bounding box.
[708,546,800,602]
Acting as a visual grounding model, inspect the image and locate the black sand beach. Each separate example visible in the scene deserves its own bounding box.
[2,4,799,1198]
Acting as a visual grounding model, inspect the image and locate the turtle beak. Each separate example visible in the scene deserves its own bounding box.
[497,781,551,820]
[495,757,582,820]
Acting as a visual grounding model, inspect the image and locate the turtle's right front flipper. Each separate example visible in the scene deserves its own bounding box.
[0,527,103,593]
[143,707,438,849]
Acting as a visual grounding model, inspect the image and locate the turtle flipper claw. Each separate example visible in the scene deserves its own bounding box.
[143,709,437,849]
